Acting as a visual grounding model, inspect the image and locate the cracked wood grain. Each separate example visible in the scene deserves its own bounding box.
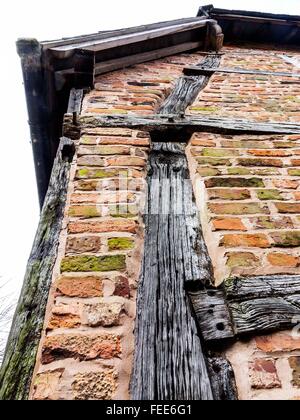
[158,54,221,115]
[131,142,214,400]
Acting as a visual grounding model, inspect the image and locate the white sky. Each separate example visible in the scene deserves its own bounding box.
[0,0,299,300]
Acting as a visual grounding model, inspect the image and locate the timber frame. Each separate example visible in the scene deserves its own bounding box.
[17,5,300,207]
[6,3,300,401]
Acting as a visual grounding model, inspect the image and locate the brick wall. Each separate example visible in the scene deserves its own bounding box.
[30,51,209,400]
[187,48,300,123]
[187,46,300,400]
[226,331,300,400]
[31,126,150,400]
[83,52,206,115]
[187,131,300,283]
[30,46,300,400]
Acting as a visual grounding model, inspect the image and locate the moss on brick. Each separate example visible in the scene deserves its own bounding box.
[197,167,220,177]
[257,190,283,201]
[238,158,282,167]
[208,189,250,200]
[196,157,231,166]
[205,177,264,188]
[77,169,89,178]
[108,238,134,250]
[288,169,300,176]
[109,204,138,218]
[274,142,296,149]
[251,168,281,176]
[69,206,100,218]
[227,168,250,175]
[270,231,300,248]
[226,252,260,268]
[76,168,129,179]
[189,106,218,112]
[61,255,126,272]
[201,148,239,157]
[94,169,126,178]
[209,202,269,215]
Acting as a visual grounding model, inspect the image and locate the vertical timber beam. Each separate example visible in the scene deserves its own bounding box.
[16,39,53,208]
[131,142,214,400]
[0,138,75,400]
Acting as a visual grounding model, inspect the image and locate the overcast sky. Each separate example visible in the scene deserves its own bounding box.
[0,0,299,301]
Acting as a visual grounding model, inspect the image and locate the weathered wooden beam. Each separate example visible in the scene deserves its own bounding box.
[16,39,53,208]
[190,274,300,341]
[94,41,202,76]
[0,138,75,400]
[229,296,300,336]
[73,49,95,88]
[184,65,300,78]
[67,88,84,114]
[131,142,214,400]
[207,356,237,400]
[206,20,224,52]
[224,275,300,336]
[188,288,234,342]
[43,17,207,51]
[72,114,300,135]
[159,54,221,115]
[67,88,84,126]
[49,19,211,54]
[225,275,300,302]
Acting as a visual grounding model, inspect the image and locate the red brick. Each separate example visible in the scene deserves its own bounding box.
[207,189,250,200]
[113,276,130,298]
[256,332,300,353]
[212,218,247,231]
[220,233,270,248]
[32,369,64,400]
[70,192,136,204]
[82,301,124,327]
[273,180,298,189]
[208,202,269,215]
[191,139,216,147]
[289,357,300,387]
[275,203,300,214]
[78,145,130,156]
[270,231,300,247]
[68,219,137,234]
[248,149,290,157]
[72,371,117,400]
[267,253,299,267]
[66,236,102,254]
[238,158,283,167]
[56,276,103,298]
[251,216,293,230]
[41,333,121,364]
[226,252,260,268]
[106,156,146,167]
[77,156,105,166]
[47,314,81,330]
[249,359,281,390]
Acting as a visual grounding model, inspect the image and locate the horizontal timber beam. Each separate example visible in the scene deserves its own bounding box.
[189,275,300,343]
[94,41,203,76]
[68,113,300,135]
[184,65,300,78]
[225,275,300,336]
[49,18,212,55]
